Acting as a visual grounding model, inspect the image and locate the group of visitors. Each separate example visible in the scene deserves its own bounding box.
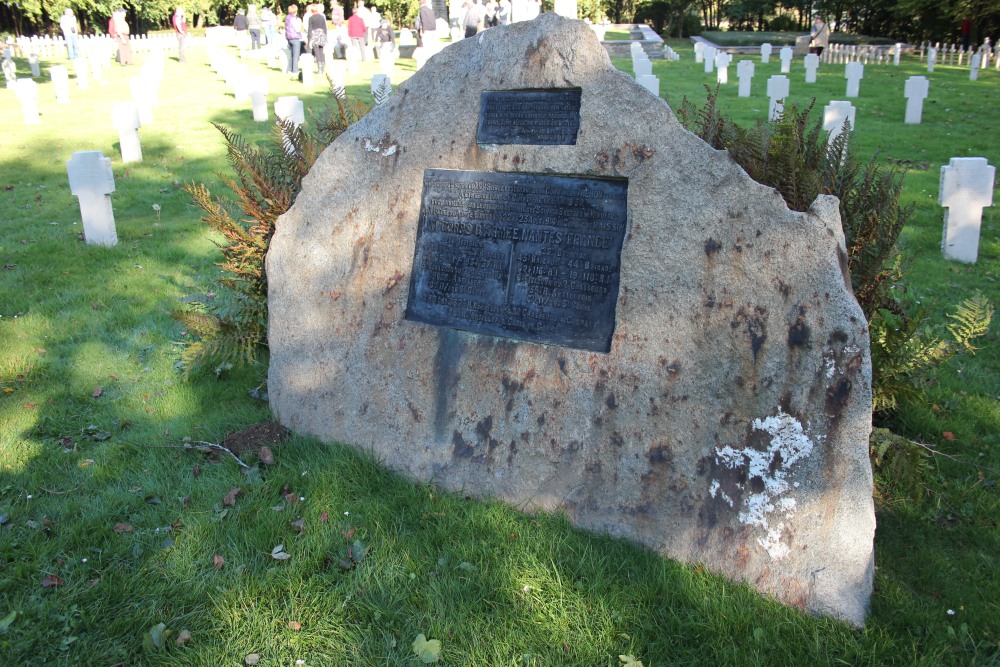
[461,0,510,38]
[233,5,279,50]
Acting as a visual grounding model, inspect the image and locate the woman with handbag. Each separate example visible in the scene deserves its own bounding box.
[307,4,328,74]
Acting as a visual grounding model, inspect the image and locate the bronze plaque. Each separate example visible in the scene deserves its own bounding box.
[405,169,628,352]
[477,89,582,145]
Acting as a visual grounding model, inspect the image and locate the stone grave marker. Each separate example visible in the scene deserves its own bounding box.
[927,46,936,72]
[266,14,875,627]
[694,41,704,63]
[67,150,117,247]
[715,52,731,84]
[130,78,154,125]
[328,60,347,98]
[939,158,995,263]
[2,59,16,84]
[50,65,70,103]
[300,54,316,86]
[760,42,772,63]
[779,46,793,73]
[894,43,902,66]
[633,57,652,78]
[970,53,981,81]
[371,73,392,104]
[823,100,855,146]
[112,101,142,163]
[274,95,304,126]
[249,76,269,122]
[16,79,41,123]
[74,57,89,88]
[636,74,659,96]
[380,45,396,76]
[845,61,863,97]
[804,53,819,83]
[703,46,716,73]
[277,48,290,73]
[766,74,789,120]
[737,59,754,97]
[399,28,415,46]
[28,52,40,77]
[904,76,929,124]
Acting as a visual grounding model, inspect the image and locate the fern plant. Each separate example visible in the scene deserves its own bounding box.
[177,94,370,375]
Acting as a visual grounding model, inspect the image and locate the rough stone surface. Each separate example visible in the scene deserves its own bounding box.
[267,14,875,625]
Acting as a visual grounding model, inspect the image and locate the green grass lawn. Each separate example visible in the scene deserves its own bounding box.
[0,38,998,665]
[602,29,632,41]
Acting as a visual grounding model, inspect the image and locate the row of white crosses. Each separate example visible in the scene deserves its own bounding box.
[9,32,206,61]
[632,42,659,97]
[921,39,1000,69]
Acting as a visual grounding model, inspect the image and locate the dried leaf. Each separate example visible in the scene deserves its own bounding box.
[245,654,260,665]
[41,575,64,588]
[284,492,299,507]
[412,633,442,663]
[942,432,956,441]
[114,523,134,534]
[192,464,201,477]
[290,518,306,535]
[259,447,275,465]
[223,487,242,506]
[176,628,191,645]
[319,511,329,523]
[288,621,301,631]
[271,544,291,560]
[147,622,167,649]
[92,387,103,398]
[213,554,225,570]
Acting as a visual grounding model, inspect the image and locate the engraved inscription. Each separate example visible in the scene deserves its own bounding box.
[477,89,582,145]
[406,169,628,352]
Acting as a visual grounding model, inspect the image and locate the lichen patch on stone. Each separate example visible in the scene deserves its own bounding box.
[711,410,814,560]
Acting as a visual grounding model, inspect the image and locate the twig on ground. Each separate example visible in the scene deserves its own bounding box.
[908,438,1000,476]
[128,440,250,469]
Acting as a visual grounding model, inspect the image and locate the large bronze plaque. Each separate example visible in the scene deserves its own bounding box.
[405,169,628,352]
[477,89,582,145]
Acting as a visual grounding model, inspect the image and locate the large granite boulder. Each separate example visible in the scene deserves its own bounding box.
[267,13,875,625]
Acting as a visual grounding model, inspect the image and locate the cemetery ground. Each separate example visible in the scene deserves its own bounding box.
[0,36,997,665]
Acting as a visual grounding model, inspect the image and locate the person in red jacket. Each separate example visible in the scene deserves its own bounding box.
[347,4,368,61]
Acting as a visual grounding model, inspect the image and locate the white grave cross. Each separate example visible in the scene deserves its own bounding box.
[779,46,793,73]
[715,52,732,84]
[67,150,117,247]
[804,53,819,83]
[904,76,929,124]
[970,53,981,81]
[845,62,864,97]
[15,79,40,124]
[694,42,704,63]
[823,100,856,146]
[112,101,142,163]
[703,46,717,73]
[760,42,772,64]
[50,65,70,104]
[737,59,754,97]
[939,158,995,263]
[927,46,937,72]
[766,75,789,120]
[637,74,659,97]
[249,76,269,122]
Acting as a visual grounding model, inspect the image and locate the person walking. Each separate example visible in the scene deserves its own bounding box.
[234,8,249,49]
[810,15,830,56]
[307,3,328,74]
[261,6,277,45]
[496,0,510,26]
[417,0,437,52]
[347,4,368,61]
[172,6,188,61]
[247,5,262,49]
[285,4,304,74]
[109,8,133,65]
[59,9,80,60]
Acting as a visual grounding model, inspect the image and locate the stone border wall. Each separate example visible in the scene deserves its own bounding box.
[601,23,664,59]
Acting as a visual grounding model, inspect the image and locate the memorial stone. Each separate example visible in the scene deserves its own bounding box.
[927,46,936,72]
[766,74,789,120]
[779,46,792,73]
[633,57,652,78]
[2,59,15,83]
[112,101,142,163]
[904,76,929,124]
[736,59,754,97]
[28,52,40,77]
[371,73,391,103]
[715,52,731,84]
[15,79,40,123]
[267,15,875,627]
[694,41,704,63]
[970,53,981,81]
[939,158,995,263]
[399,28,415,46]
[249,75,269,122]
[130,77,154,125]
[760,42,772,63]
[51,65,70,103]
[804,53,819,83]
[636,74,659,96]
[823,100,855,146]
[845,61,863,97]
[67,150,117,247]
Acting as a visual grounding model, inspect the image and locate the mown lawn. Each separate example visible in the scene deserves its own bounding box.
[0,34,997,665]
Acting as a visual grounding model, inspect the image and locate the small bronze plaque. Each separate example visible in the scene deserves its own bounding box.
[406,169,628,352]
[477,89,582,145]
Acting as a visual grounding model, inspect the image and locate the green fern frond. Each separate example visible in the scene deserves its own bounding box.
[946,292,994,353]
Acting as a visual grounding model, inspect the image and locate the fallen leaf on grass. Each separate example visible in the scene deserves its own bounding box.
[942,432,956,441]
[0,610,17,632]
[319,511,329,523]
[144,495,162,505]
[223,488,242,506]
[41,575,64,588]
[288,620,301,631]
[144,622,173,651]
[213,554,225,570]
[192,464,201,477]
[259,447,275,465]
[619,655,644,667]
[412,634,442,664]
[245,653,260,665]
[114,523,134,534]
[92,387,103,398]
[271,544,291,560]
[175,628,191,645]
[290,518,306,535]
